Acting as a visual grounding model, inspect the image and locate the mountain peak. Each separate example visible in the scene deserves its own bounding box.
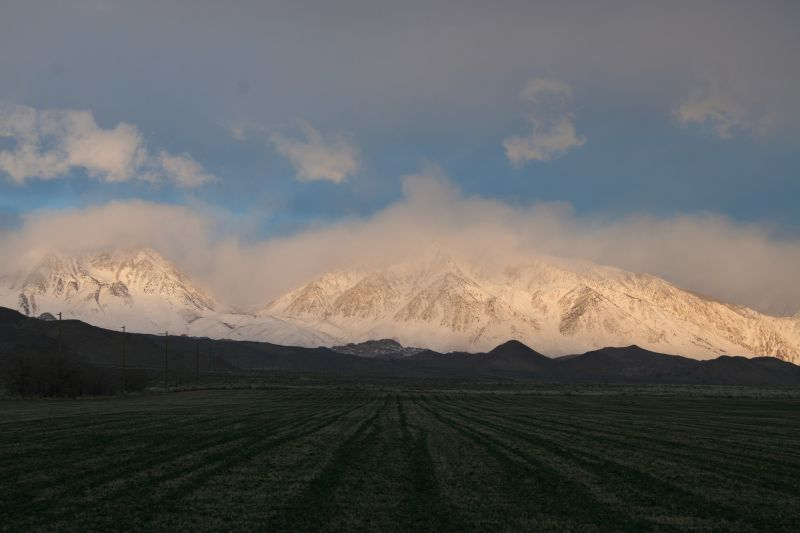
[261,252,800,363]
[0,246,217,323]
[488,340,546,359]
[331,338,424,359]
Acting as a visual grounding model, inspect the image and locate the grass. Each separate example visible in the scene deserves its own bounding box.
[0,387,798,531]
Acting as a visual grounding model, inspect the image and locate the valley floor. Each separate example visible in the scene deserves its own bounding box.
[1,387,799,531]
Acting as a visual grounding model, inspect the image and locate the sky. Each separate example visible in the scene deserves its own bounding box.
[0,1,799,315]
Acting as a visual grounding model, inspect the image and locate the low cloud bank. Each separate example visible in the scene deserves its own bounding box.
[1,169,799,316]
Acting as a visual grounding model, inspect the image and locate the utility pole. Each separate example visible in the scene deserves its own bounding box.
[121,325,127,393]
[195,340,200,387]
[55,312,63,396]
[57,312,62,356]
[209,343,214,383]
[261,355,266,385]
[164,331,169,389]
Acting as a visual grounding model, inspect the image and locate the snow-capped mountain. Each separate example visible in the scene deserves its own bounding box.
[0,248,217,333]
[0,247,335,346]
[1,246,799,364]
[262,249,800,363]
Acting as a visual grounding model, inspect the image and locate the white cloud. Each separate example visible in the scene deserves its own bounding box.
[504,78,585,166]
[520,78,572,104]
[0,105,215,188]
[157,151,216,188]
[0,106,144,183]
[674,80,777,139]
[270,120,359,183]
[229,124,247,142]
[504,117,584,165]
[675,87,747,139]
[225,119,266,142]
[3,168,800,316]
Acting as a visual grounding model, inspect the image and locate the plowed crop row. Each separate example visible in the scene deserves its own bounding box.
[1,390,798,531]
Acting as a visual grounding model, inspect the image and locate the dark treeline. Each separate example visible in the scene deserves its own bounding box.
[3,351,148,397]
[0,308,149,397]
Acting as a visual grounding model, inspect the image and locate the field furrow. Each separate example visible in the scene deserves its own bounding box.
[1,388,798,532]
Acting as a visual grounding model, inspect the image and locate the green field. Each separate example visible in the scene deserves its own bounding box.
[1,388,799,531]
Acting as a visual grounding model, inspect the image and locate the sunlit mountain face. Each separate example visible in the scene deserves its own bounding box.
[3,246,798,364]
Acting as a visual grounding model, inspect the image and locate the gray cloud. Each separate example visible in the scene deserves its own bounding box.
[3,2,798,142]
[2,167,799,316]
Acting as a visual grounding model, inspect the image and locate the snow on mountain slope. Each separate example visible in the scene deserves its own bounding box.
[186,313,338,347]
[0,248,217,332]
[1,246,798,362]
[0,248,330,346]
[262,249,800,362]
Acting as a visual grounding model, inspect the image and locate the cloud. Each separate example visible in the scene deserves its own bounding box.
[2,2,800,147]
[224,119,266,142]
[229,124,247,142]
[270,120,359,183]
[672,72,790,140]
[0,105,215,188]
[504,117,584,166]
[3,167,800,316]
[504,78,585,166]
[0,106,144,183]
[675,91,745,139]
[156,152,216,188]
[673,82,775,140]
[519,78,572,104]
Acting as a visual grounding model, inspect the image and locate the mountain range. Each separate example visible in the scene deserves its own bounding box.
[1,247,799,364]
[1,308,799,389]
